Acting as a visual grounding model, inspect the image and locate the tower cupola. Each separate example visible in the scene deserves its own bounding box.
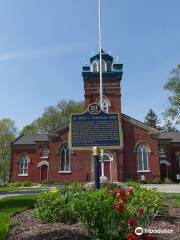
[82,49,123,114]
[82,49,123,78]
[90,49,113,72]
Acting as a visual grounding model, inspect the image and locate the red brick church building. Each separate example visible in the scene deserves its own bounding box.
[10,50,180,183]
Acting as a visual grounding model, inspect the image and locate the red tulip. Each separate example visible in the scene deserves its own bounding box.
[117,203,124,213]
[122,197,127,203]
[128,217,136,228]
[117,188,126,198]
[127,232,138,240]
[142,234,154,240]
[137,208,144,217]
[127,187,134,195]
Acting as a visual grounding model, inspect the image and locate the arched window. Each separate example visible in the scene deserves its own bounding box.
[100,151,113,161]
[19,154,29,175]
[60,145,70,171]
[102,98,109,113]
[40,146,49,158]
[136,144,149,171]
[97,95,111,113]
[92,61,98,72]
[98,60,106,72]
[106,61,111,72]
[159,147,166,157]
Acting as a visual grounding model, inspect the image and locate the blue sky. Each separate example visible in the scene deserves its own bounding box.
[0,0,179,130]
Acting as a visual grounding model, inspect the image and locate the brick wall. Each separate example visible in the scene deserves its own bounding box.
[122,118,160,181]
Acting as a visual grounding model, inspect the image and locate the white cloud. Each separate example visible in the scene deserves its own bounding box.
[0,42,86,61]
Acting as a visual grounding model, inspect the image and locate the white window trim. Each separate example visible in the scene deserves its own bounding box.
[98,59,106,72]
[60,146,71,172]
[18,174,28,176]
[97,95,111,113]
[137,145,150,171]
[137,170,150,173]
[91,60,98,72]
[19,154,29,176]
[40,146,49,158]
[106,61,112,71]
[41,156,49,159]
[159,148,166,157]
[58,170,72,174]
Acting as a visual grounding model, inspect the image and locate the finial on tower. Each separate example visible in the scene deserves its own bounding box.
[116,56,119,63]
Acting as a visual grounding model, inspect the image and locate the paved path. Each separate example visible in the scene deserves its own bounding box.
[0,185,179,200]
[143,184,180,193]
[0,189,46,200]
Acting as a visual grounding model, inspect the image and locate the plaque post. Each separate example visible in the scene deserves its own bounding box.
[92,146,100,189]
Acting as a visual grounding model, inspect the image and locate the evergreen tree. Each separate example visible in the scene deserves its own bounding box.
[144,109,162,130]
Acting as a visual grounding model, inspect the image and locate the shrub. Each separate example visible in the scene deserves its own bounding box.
[33,191,68,222]
[0,183,9,187]
[101,182,117,191]
[69,188,130,239]
[33,182,163,239]
[151,178,162,184]
[126,184,163,227]
[163,177,173,184]
[41,180,48,186]
[58,182,84,204]
[10,182,22,187]
[33,187,79,223]
[21,181,32,187]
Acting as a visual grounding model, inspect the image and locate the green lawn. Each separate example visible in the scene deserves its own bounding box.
[164,193,180,206]
[0,195,38,240]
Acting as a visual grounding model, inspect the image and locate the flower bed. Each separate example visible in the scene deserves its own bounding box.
[32,182,163,239]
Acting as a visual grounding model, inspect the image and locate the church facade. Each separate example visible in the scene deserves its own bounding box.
[10,50,180,183]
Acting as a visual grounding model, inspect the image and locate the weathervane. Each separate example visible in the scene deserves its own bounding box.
[116,56,119,63]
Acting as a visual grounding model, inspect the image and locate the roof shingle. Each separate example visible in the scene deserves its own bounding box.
[12,134,49,145]
[159,132,180,143]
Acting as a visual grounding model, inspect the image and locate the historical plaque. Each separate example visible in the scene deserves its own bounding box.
[69,103,122,150]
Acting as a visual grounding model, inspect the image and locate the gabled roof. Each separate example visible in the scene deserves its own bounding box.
[159,132,180,143]
[122,114,159,133]
[12,134,49,145]
[49,121,69,134]
[12,113,162,146]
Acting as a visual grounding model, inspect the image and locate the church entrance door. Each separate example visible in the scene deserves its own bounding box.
[41,164,48,181]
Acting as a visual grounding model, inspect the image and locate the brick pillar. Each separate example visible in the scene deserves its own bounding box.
[118,149,124,181]
[111,151,118,182]
[91,154,95,181]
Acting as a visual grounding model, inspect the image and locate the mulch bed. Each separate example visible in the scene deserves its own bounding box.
[8,210,94,240]
[8,205,180,240]
[149,205,180,240]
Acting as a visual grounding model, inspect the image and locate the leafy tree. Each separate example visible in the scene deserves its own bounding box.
[20,124,37,135]
[162,120,177,132]
[144,109,162,130]
[164,65,180,124]
[57,99,84,122]
[22,99,84,133]
[0,118,17,182]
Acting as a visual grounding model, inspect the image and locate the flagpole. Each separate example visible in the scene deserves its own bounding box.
[99,0,103,109]
[98,0,106,180]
